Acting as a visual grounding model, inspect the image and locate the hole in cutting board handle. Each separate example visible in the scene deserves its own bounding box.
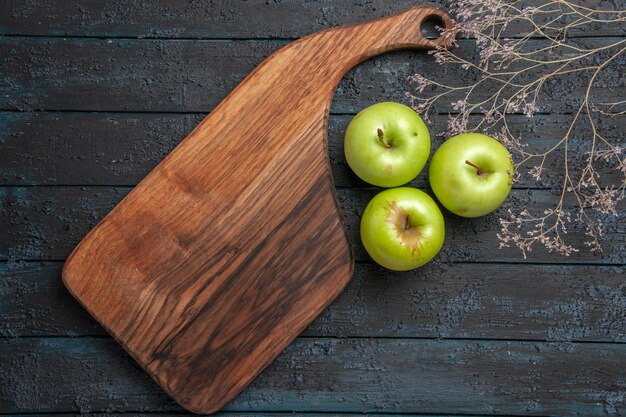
[420,13,447,40]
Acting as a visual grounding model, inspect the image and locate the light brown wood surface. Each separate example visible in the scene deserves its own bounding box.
[62,6,456,414]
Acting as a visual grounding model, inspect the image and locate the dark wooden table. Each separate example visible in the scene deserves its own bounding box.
[1,1,624,416]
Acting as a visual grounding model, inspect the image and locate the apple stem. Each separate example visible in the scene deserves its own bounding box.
[465,160,483,176]
[403,214,411,230]
[377,128,391,148]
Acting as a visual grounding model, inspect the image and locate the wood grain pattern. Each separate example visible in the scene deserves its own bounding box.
[61,7,457,414]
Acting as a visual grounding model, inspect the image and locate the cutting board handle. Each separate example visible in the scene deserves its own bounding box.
[338,5,457,53]
[276,5,457,97]
[315,7,454,69]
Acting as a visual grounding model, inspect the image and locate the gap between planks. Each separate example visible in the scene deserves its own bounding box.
[0,412,567,417]
[1,259,624,267]
[0,33,622,41]
[0,109,579,117]
[2,334,626,345]
[0,413,562,417]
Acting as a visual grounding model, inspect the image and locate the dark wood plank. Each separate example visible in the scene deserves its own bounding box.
[1,111,623,189]
[1,37,623,113]
[0,112,203,186]
[3,411,488,417]
[1,0,623,38]
[1,337,624,415]
[1,186,623,264]
[2,261,624,342]
[3,411,490,417]
[0,261,105,337]
[0,37,280,112]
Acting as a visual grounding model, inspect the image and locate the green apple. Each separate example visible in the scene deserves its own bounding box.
[360,187,445,271]
[429,133,514,218]
[344,102,430,187]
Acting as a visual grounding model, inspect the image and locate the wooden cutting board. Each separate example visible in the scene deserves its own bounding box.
[62,6,456,414]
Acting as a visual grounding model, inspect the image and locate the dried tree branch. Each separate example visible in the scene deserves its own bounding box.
[406,0,625,258]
